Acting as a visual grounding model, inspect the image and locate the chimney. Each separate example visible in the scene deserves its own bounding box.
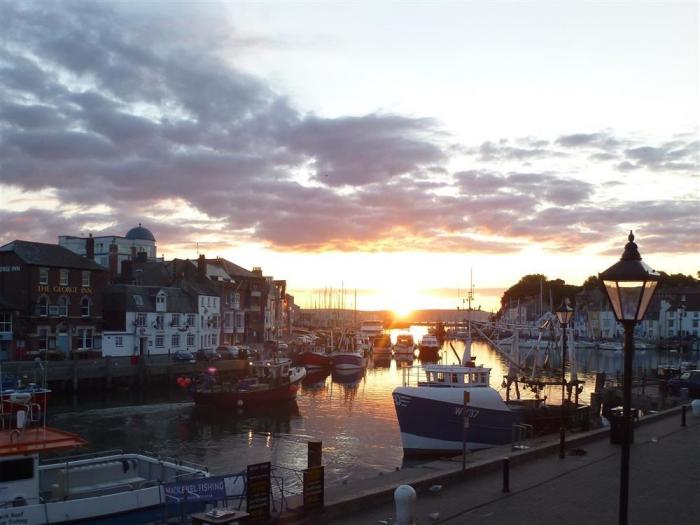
[197,254,207,279]
[86,233,95,260]
[108,241,119,279]
[121,260,133,281]
[252,266,262,277]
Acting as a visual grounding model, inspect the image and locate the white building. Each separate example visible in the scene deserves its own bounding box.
[102,285,202,357]
[59,224,158,271]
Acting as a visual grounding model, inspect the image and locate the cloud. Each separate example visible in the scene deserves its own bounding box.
[0,0,697,259]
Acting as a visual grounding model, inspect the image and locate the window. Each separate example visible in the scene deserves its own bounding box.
[155,335,164,347]
[172,334,180,347]
[211,334,217,346]
[136,312,147,326]
[0,458,34,482]
[187,333,195,347]
[231,292,240,309]
[224,312,234,328]
[668,320,674,327]
[39,267,49,285]
[693,319,699,328]
[60,269,69,286]
[37,296,49,317]
[38,328,49,351]
[156,292,166,312]
[80,297,91,317]
[115,336,123,347]
[133,295,144,306]
[187,314,196,327]
[58,296,69,317]
[155,314,164,330]
[210,315,219,329]
[0,313,11,332]
[77,328,93,349]
[82,271,90,287]
[171,313,180,327]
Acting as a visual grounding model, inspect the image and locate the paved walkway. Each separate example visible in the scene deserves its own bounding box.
[295,406,698,525]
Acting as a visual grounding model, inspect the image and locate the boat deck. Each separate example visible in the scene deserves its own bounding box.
[0,427,86,456]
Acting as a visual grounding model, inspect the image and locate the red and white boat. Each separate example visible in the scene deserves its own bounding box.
[187,358,306,408]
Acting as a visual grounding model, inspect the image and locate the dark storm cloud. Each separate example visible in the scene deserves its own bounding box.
[0,0,697,257]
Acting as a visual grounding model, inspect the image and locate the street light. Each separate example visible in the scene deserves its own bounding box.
[556,298,574,459]
[599,231,659,525]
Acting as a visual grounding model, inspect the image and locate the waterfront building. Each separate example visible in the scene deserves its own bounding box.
[0,240,109,360]
[59,224,160,273]
[102,285,199,357]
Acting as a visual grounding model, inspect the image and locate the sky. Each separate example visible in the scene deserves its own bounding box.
[0,1,698,313]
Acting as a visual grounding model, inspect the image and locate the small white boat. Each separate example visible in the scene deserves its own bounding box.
[394,334,416,359]
[418,335,441,361]
[0,414,214,524]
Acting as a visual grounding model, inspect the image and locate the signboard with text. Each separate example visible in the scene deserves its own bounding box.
[246,462,271,524]
[163,475,226,503]
[303,466,324,511]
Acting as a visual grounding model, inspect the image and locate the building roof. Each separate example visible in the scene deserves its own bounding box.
[125,224,156,242]
[206,258,259,279]
[103,284,196,313]
[0,240,105,271]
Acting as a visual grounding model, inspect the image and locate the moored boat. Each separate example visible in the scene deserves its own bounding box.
[297,349,333,369]
[330,351,365,370]
[418,334,441,362]
[372,334,393,359]
[0,416,212,524]
[188,357,306,408]
[393,334,415,359]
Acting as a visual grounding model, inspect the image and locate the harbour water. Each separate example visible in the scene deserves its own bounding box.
[45,326,685,487]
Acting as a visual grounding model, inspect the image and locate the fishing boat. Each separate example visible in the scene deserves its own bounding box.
[393,334,416,359]
[187,357,306,408]
[418,334,441,362]
[297,349,333,369]
[0,414,210,524]
[330,350,365,371]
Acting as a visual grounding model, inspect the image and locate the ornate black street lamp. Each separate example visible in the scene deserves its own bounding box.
[599,231,659,525]
[556,298,574,459]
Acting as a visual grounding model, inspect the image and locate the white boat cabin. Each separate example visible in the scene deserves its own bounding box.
[420,362,491,388]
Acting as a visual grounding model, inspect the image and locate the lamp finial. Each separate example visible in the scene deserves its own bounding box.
[621,230,641,262]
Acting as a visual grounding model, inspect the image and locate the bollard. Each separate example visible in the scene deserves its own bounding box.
[502,458,510,493]
[308,440,323,468]
[559,426,565,459]
[394,485,416,525]
[681,405,686,427]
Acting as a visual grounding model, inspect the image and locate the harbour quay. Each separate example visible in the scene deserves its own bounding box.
[0,356,248,392]
[282,405,698,525]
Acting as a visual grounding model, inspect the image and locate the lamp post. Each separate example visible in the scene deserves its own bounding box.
[556,298,574,459]
[599,231,659,525]
[678,297,686,369]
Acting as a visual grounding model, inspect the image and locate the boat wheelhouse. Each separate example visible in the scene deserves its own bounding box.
[359,320,384,338]
[394,334,415,359]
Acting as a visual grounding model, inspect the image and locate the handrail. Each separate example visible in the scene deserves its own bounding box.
[41,449,125,465]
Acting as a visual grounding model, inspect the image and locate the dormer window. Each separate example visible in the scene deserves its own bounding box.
[156,292,166,312]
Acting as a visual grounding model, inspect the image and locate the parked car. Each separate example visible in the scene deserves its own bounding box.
[667,370,700,398]
[216,346,240,360]
[196,349,222,362]
[173,350,196,363]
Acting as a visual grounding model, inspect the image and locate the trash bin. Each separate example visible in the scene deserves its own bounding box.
[609,408,634,444]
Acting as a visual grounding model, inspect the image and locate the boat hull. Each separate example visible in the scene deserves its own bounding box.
[331,352,364,370]
[191,380,302,408]
[393,389,521,455]
[298,351,332,369]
